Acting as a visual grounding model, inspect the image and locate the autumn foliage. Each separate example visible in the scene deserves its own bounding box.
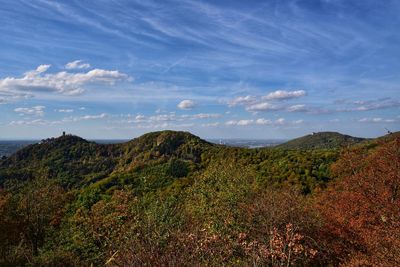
[317,137,400,265]
[0,134,399,266]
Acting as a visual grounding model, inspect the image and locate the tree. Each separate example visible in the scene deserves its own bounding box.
[317,137,400,265]
[0,178,67,265]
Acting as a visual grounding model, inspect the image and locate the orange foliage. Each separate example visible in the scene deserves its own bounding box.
[317,137,400,266]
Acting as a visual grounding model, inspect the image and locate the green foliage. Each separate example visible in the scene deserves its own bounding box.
[1,130,396,266]
[0,135,119,188]
[0,177,68,265]
[166,158,189,178]
[277,131,366,150]
[184,159,255,234]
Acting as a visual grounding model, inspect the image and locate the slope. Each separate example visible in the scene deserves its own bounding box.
[276,132,366,150]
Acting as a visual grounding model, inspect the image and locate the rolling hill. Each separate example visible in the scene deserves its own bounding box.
[276,131,367,150]
[0,130,398,266]
[0,131,213,188]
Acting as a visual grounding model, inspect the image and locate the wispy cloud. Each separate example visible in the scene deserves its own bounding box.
[63,113,108,122]
[358,117,397,123]
[14,106,45,116]
[224,117,298,126]
[339,98,400,112]
[65,60,91,70]
[9,119,50,126]
[1,1,399,138]
[228,89,308,113]
[112,112,222,125]
[55,109,74,113]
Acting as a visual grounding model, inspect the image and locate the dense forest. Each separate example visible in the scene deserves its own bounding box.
[0,130,399,266]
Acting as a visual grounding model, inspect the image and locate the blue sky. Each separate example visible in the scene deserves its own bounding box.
[0,0,399,139]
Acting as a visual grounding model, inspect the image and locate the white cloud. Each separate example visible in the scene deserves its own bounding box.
[287,104,307,112]
[65,60,91,70]
[35,64,51,73]
[237,119,254,126]
[246,102,278,112]
[201,122,220,127]
[227,90,307,113]
[79,113,107,120]
[9,119,49,125]
[228,95,256,107]
[354,100,400,111]
[55,109,74,113]
[0,91,33,104]
[9,113,108,126]
[275,118,286,125]
[262,90,306,100]
[113,112,221,125]
[149,114,177,122]
[61,113,108,123]
[337,98,400,112]
[135,122,195,129]
[186,113,221,119]
[14,105,45,116]
[358,117,396,123]
[0,64,129,97]
[135,114,146,121]
[177,100,196,110]
[225,117,290,126]
[255,118,272,125]
[225,120,238,126]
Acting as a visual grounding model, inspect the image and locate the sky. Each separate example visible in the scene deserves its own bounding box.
[0,0,399,139]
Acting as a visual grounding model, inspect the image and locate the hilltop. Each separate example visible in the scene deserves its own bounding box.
[0,134,117,187]
[0,130,392,190]
[276,131,366,150]
[0,131,213,188]
[0,130,398,266]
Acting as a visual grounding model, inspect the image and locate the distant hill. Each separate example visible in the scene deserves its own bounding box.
[276,132,367,150]
[0,131,212,187]
[0,134,118,187]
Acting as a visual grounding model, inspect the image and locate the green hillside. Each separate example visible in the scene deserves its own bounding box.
[0,130,398,266]
[0,131,211,188]
[0,134,119,187]
[0,130,339,194]
[276,131,366,149]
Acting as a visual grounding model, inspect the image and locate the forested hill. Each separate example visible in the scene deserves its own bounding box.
[0,129,343,195]
[0,131,212,187]
[276,131,366,149]
[0,130,399,266]
[0,130,394,190]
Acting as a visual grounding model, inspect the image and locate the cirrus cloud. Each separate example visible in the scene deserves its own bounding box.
[228,89,307,113]
[358,117,396,123]
[65,60,91,70]
[55,109,74,113]
[14,105,45,116]
[225,117,294,126]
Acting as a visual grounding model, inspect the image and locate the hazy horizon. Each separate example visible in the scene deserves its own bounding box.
[1,1,399,139]
[0,128,384,141]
